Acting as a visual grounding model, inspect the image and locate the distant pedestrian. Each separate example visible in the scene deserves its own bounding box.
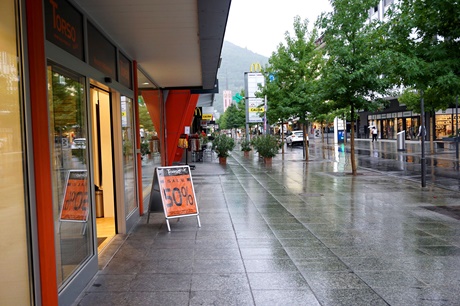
[417,126,425,140]
[372,127,378,142]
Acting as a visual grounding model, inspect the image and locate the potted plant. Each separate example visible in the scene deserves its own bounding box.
[240,138,252,157]
[199,132,208,148]
[251,134,279,164]
[212,134,235,164]
[140,141,151,159]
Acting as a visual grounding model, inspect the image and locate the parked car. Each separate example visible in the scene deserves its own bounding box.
[71,138,86,149]
[286,130,308,146]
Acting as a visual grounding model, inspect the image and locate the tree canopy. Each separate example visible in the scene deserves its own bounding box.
[386,0,460,96]
[217,96,246,131]
[259,16,324,160]
[318,0,392,174]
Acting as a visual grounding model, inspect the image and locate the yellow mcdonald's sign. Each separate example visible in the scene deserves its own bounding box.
[194,107,202,116]
[202,114,213,120]
[250,63,262,72]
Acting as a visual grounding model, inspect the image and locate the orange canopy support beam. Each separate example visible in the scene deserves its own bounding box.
[165,90,199,165]
[141,89,198,166]
[141,89,165,165]
[141,91,162,144]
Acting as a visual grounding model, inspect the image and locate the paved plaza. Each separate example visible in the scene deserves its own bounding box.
[74,139,460,306]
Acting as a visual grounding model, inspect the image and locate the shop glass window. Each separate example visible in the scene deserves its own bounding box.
[435,114,452,139]
[47,64,93,288]
[0,0,31,304]
[137,89,162,198]
[121,96,137,215]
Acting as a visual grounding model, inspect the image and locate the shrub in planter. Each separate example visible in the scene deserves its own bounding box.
[240,139,252,152]
[251,135,279,158]
[212,134,235,159]
[140,141,151,156]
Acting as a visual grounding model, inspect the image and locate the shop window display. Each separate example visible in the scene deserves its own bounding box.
[435,114,452,139]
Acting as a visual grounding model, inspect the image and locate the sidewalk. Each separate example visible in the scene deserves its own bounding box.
[74,143,460,306]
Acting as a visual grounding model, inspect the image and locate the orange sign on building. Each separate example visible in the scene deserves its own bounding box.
[156,166,200,231]
[60,170,89,222]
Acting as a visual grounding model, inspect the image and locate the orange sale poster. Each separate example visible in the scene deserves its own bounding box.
[60,170,89,221]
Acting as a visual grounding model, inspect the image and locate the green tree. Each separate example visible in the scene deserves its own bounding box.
[217,98,246,133]
[260,16,324,160]
[51,73,84,138]
[138,104,155,134]
[262,65,295,154]
[318,0,391,175]
[386,0,460,146]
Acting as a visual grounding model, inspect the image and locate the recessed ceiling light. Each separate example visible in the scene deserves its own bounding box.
[142,82,149,85]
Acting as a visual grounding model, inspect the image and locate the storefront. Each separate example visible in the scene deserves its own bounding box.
[435,110,459,139]
[368,111,421,140]
[367,109,460,141]
[5,0,148,303]
[42,0,145,303]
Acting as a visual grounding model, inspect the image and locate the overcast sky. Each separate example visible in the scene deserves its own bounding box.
[224,0,333,57]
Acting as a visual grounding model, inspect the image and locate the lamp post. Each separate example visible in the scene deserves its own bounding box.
[456,95,459,161]
[420,90,426,187]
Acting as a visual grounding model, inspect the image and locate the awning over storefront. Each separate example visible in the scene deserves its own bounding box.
[74,0,231,90]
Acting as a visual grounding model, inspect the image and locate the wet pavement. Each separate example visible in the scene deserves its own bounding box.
[74,139,460,306]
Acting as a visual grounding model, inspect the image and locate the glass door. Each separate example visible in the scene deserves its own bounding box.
[47,64,93,288]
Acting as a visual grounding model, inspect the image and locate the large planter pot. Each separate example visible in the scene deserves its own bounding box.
[219,157,227,164]
[243,151,250,157]
[264,157,272,165]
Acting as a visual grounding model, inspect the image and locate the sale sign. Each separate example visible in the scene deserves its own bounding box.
[156,166,199,217]
[60,170,89,222]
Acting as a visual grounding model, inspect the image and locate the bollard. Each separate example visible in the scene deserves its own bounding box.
[397,131,405,151]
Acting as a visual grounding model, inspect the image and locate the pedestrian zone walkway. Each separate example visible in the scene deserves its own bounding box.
[74,142,460,306]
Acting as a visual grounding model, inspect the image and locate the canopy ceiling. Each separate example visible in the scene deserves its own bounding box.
[74,0,231,92]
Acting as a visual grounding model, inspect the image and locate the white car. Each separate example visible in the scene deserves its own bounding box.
[286,130,308,146]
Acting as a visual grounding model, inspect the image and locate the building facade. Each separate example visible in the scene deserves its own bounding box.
[0,0,230,305]
[359,0,459,141]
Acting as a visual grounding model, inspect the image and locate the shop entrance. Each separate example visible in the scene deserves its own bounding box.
[405,117,420,140]
[90,86,116,251]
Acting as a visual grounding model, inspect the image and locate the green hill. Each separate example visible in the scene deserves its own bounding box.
[214,41,268,115]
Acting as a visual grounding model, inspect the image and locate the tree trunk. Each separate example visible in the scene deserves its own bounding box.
[281,123,285,155]
[430,111,435,154]
[321,122,324,143]
[302,123,309,161]
[350,104,357,175]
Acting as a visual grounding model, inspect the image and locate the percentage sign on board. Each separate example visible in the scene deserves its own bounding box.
[181,186,194,205]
